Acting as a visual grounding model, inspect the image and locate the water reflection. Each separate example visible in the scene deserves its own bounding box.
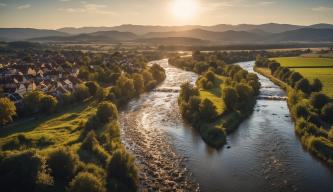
[120,59,333,192]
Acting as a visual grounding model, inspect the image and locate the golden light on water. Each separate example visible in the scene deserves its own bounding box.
[170,0,199,21]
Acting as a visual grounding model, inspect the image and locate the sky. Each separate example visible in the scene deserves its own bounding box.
[0,0,333,29]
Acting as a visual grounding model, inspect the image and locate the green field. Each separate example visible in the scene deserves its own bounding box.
[271,57,333,98]
[199,75,226,115]
[272,57,333,68]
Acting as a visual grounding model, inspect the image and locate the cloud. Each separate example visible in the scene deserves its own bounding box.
[0,3,6,7]
[312,6,333,12]
[58,3,115,15]
[17,4,31,10]
[259,1,276,6]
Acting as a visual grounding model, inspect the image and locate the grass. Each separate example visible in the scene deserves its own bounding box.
[0,100,98,152]
[272,57,333,68]
[199,75,226,115]
[292,68,333,98]
[271,57,333,98]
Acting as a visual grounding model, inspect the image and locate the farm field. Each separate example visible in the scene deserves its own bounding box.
[293,68,333,98]
[271,57,333,98]
[272,57,333,68]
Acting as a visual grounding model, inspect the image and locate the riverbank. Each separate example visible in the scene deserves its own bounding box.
[254,64,333,166]
[173,53,260,148]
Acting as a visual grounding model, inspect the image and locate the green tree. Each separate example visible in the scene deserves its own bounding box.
[96,102,118,123]
[321,103,333,123]
[116,74,136,102]
[132,73,144,95]
[311,78,323,92]
[40,95,58,114]
[68,172,106,192]
[23,91,44,113]
[75,84,90,101]
[107,150,137,192]
[85,81,100,96]
[310,92,330,111]
[0,97,16,125]
[222,87,238,111]
[295,78,311,94]
[199,99,218,121]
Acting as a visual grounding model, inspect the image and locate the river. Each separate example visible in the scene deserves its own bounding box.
[120,59,333,192]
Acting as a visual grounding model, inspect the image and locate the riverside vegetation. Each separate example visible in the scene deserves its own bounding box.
[170,51,261,148]
[255,56,333,165]
[0,51,166,192]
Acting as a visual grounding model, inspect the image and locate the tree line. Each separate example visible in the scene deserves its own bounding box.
[255,56,333,164]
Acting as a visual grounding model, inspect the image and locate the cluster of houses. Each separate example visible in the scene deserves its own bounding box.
[0,56,82,104]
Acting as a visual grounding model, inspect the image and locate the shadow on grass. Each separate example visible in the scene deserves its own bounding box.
[0,100,94,138]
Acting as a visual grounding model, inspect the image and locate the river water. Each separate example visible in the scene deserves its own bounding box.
[120,59,333,192]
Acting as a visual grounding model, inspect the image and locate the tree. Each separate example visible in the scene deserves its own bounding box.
[321,103,333,123]
[96,102,118,123]
[85,81,100,96]
[199,99,218,121]
[68,172,106,192]
[288,72,303,87]
[107,150,137,192]
[179,82,199,102]
[116,74,136,102]
[132,73,144,95]
[47,148,78,182]
[0,97,16,125]
[23,91,44,113]
[310,92,330,111]
[311,78,323,92]
[75,84,90,101]
[222,87,238,111]
[295,78,311,94]
[40,95,58,114]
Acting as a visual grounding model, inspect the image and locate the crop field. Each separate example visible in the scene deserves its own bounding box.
[272,57,333,68]
[271,57,333,98]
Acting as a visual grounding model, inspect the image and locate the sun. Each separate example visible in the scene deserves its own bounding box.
[170,0,199,21]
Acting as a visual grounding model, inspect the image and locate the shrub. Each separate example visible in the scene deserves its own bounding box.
[47,148,78,182]
[68,172,106,192]
[132,73,144,95]
[310,92,330,111]
[75,84,90,101]
[85,81,100,96]
[199,99,218,122]
[311,78,323,92]
[288,72,303,87]
[222,87,238,112]
[321,103,333,123]
[0,97,16,125]
[0,150,42,192]
[295,78,312,94]
[107,150,137,192]
[96,102,118,123]
[40,95,58,114]
[293,102,310,119]
[23,91,44,113]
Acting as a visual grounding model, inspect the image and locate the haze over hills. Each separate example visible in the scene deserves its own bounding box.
[1,23,333,45]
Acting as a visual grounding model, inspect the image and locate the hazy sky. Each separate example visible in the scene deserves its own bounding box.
[0,0,333,29]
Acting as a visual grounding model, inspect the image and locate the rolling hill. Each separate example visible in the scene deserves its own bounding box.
[0,28,68,41]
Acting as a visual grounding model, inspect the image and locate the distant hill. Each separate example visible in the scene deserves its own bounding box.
[269,28,333,42]
[136,37,210,46]
[0,28,68,41]
[57,23,308,35]
[30,31,138,43]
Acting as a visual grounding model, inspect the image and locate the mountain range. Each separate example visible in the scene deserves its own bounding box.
[1,23,333,45]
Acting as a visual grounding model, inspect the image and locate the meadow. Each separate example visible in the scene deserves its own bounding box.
[271,57,333,98]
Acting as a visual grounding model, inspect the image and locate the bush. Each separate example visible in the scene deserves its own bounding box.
[295,78,311,94]
[0,150,43,192]
[85,81,100,96]
[321,103,333,123]
[311,78,323,92]
[199,99,218,122]
[68,172,106,192]
[132,73,144,95]
[75,84,90,101]
[107,150,137,192]
[47,148,78,182]
[293,102,310,119]
[222,87,238,111]
[40,95,58,114]
[23,91,44,113]
[310,92,330,111]
[96,102,118,123]
[0,97,16,125]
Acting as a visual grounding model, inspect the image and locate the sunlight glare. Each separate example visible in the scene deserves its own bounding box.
[170,0,199,21]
